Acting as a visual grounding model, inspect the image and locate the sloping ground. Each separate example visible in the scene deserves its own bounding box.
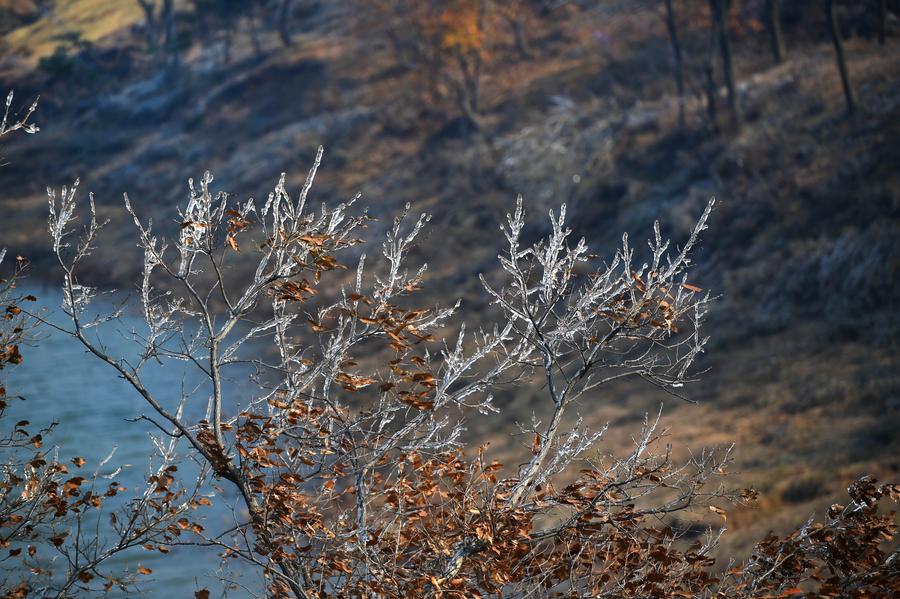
[0,0,898,563]
[2,0,145,63]
[456,39,900,558]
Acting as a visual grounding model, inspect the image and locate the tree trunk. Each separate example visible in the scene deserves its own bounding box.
[162,0,178,73]
[248,4,263,57]
[766,0,786,63]
[454,0,487,132]
[508,16,532,59]
[704,5,720,133]
[826,0,856,114]
[222,27,233,65]
[136,0,158,51]
[664,0,686,129]
[279,0,294,47]
[455,52,482,131]
[703,59,719,134]
[711,0,740,128]
[878,0,887,45]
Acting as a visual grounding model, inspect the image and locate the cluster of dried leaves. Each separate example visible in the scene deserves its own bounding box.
[0,93,897,597]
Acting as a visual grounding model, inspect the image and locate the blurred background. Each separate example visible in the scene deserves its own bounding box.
[0,0,898,593]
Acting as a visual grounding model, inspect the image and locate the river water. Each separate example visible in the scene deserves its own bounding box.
[5,282,263,596]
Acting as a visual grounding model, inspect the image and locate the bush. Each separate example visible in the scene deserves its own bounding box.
[2,91,899,597]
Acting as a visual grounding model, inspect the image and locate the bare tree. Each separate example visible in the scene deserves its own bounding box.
[497,0,536,60]
[357,0,495,130]
[136,0,179,72]
[710,0,740,128]
[162,0,177,71]
[663,0,686,128]
[247,0,264,56]
[277,0,295,47]
[826,0,857,114]
[445,0,489,128]
[766,0,786,63]
[192,0,249,65]
[136,0,159,50]
[704,16,721,133]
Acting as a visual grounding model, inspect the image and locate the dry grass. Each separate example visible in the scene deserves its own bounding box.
[3,0,141,61]
[2,0,191,62]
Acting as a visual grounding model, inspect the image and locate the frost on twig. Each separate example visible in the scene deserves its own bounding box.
[43,146,741,598]
[485,195,716,506]
[0,91,39,138]
[2,91,212,597]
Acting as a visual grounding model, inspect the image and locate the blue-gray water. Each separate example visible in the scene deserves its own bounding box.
[6,282,263,596]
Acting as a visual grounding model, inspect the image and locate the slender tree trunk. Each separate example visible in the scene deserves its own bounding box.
[664,0,686,129]
[162,0,178,73]
[826,0,856,114]
[508,16,532,59]
[455,53,482,130]
[704,7,720,133]
[766,0,786,63]
[878,0,887,45]
[279,0,294,47]
[454,0,487,131]
[222,27,233,65]
[248,4,263,57]
[136,0,158,51]
[704,60,719,133]
[711,0,740,128]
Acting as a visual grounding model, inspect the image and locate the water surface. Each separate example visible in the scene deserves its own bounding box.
[6,282,263,596]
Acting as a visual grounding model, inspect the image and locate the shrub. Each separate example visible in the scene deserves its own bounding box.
[2,90,898,596]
